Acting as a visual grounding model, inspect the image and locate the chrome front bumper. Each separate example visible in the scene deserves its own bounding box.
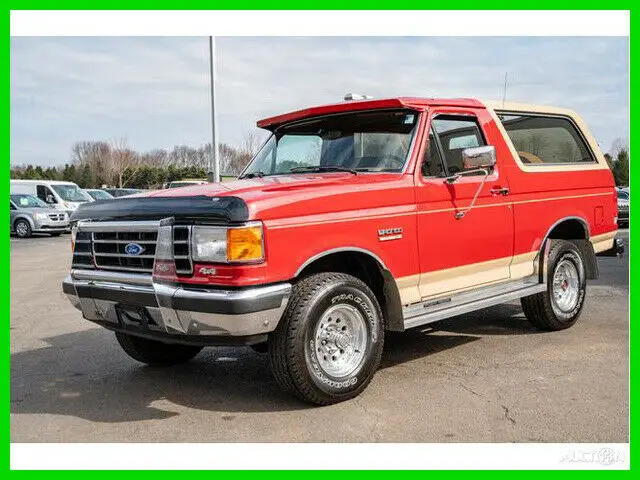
[63,269,291,343]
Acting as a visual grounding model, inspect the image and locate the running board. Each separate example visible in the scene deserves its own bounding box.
[402,276,546,330]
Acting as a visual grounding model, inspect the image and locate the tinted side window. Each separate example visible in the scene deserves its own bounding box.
[431,116,486,174]
[421,129,446,177]
[36,185,47,201]
[10,202,16,210]
[37,185,55,203]
[498,114,594,165]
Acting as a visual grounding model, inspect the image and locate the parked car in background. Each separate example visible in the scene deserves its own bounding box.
[10,194,68,238]
[84,189,114,201]
[11,180,89,218]
[617,188,629,227]
[164,179,208,189]
[103,188,145,198]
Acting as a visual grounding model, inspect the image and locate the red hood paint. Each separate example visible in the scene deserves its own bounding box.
[140,173,415,221]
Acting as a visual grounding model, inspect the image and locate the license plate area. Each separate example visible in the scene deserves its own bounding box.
[116,304,160,330]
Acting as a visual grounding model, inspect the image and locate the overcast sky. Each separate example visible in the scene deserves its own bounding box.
[10,36,628,167]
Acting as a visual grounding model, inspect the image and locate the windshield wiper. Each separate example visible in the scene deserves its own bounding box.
[289,166,358,175]
[238,171,265,179]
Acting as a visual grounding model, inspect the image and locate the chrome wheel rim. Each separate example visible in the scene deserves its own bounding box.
[313,304,368,379]
[16,222,28,237]
[552,258,580,313]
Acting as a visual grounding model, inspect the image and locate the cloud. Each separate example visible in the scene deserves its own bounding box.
[10,36,628,166]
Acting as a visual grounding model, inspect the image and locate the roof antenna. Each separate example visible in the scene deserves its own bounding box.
[501,72,508,108]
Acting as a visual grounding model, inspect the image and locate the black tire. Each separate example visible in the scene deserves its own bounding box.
[250,342,268,354]
[268,272,384,405]
[115,332,202,366]
[14,219,32,238]
[49,232,62,237]
[521,239,587,331]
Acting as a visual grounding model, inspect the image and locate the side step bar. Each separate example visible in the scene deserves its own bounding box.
[402,276,546,330]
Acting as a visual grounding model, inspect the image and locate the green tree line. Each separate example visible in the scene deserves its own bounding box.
[605,148,629,187]
[9,163,212,189]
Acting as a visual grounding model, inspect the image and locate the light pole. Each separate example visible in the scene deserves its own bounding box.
[209,36,220,183]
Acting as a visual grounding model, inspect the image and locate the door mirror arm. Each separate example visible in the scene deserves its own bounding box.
[443,168,491,220]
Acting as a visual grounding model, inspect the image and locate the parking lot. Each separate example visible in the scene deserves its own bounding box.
[10,232,629,443]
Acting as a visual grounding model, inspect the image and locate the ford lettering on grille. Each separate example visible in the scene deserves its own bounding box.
[124,243,144,256]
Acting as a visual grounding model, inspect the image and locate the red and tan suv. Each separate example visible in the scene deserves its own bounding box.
[63,97,621,404]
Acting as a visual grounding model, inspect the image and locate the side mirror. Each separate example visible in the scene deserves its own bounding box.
[462,145,496,170]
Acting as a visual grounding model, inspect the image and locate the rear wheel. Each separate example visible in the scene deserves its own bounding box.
[115,332,202,366]
[521,239,587,331]
[14,219,31,238]
[268,272,384,405]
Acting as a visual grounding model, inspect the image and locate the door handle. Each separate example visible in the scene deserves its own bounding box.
[490,187,510,196]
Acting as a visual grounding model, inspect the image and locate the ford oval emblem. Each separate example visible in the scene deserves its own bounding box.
[124,242,144,256]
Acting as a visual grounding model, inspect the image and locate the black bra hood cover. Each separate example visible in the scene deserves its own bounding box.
[70,195,249,224]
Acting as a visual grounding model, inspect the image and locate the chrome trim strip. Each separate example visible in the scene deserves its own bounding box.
[294,246,388,276]
[403,275,545,329]
[71,269,153,286]
[77,220,160,232]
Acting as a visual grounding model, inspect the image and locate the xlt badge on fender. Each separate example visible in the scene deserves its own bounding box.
[378,227,403,241]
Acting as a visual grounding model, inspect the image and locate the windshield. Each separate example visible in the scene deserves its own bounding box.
[87,189,114,200]
[51,183,88,202]
[11,194,48,208]
[242,109,419,177]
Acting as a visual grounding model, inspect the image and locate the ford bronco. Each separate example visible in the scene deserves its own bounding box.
[63,96,621,405]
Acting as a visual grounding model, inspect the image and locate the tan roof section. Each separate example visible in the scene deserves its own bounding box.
[481,100,579,118]
[479,100,609,173]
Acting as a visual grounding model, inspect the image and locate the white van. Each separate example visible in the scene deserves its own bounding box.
[10,180,89,217]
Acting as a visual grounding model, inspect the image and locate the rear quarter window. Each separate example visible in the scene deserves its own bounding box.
[497,113,595,165]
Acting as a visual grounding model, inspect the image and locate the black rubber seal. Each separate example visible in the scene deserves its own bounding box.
[70,195,249,224]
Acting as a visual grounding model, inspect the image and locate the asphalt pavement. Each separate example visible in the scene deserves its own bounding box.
[10,231,629,442]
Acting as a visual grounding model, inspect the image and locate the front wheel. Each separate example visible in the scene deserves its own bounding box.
[115,332,202,366]
[521,239,587,331]
[14,219,31,238]
[268,272,384,405]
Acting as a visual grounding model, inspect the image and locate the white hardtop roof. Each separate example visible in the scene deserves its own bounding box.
[10,179,79,185]
[481,100,579,118]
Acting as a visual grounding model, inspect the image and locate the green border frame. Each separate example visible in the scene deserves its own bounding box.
[6,6,632,473]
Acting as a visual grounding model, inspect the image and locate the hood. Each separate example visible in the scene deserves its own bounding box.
[72,173,415,223]
[143,173,415,221]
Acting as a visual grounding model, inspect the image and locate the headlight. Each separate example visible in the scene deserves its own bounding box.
[34,212,48,221]
[192,223,264,264]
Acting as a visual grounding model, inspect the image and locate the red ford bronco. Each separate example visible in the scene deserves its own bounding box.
[63,96,622,405]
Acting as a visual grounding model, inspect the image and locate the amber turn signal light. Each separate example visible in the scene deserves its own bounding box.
[227,225,264,262]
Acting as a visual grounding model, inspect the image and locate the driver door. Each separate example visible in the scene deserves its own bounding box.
[415,109,514,299]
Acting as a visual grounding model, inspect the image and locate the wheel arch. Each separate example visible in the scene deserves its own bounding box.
[294,248,404,331]
[13,214,34,231]
[541,216,598,280]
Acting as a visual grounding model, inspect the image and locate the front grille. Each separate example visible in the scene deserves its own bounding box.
[48,213,66,221]
[72,224,193,275]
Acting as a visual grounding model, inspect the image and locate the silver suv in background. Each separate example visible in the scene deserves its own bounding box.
[10,194,69,238]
